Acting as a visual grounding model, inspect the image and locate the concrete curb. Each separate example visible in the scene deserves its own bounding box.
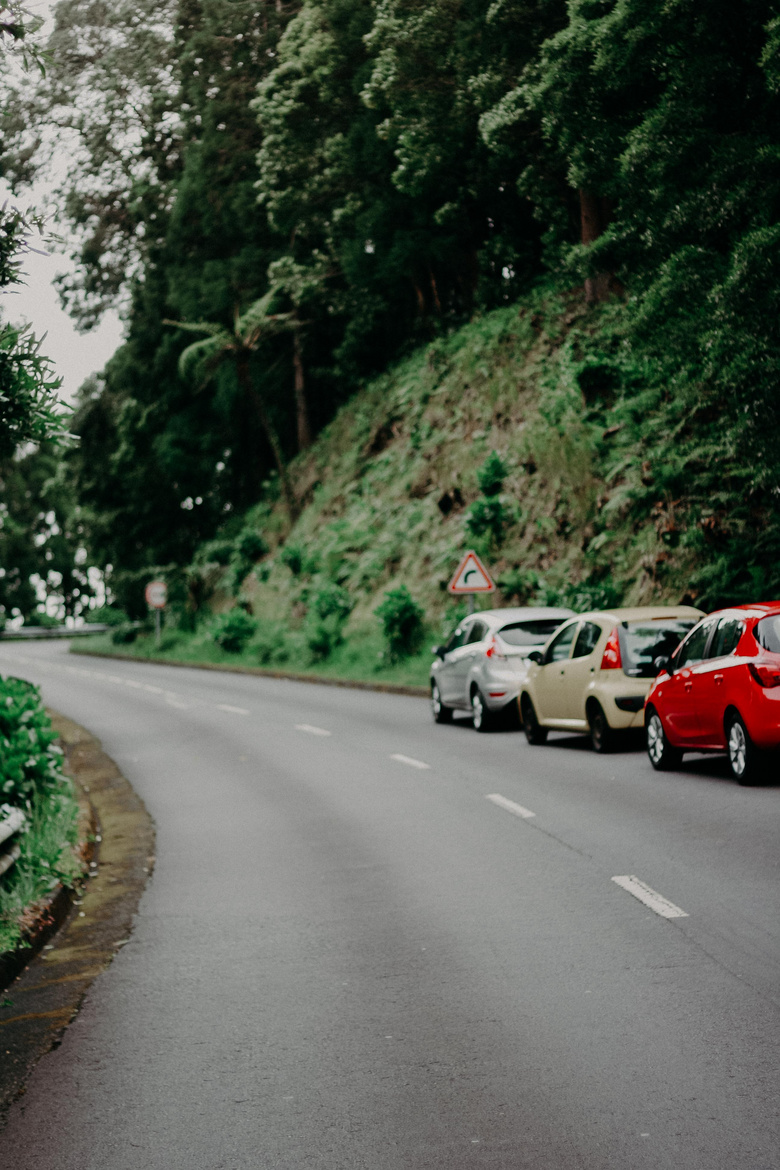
[70,644,430,698]
[0,712,155,1126]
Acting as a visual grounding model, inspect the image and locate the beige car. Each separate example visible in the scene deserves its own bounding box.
[518,605,705,752]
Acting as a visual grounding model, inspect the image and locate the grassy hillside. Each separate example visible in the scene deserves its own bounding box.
[93,285,710,680]
[132,286,701,663]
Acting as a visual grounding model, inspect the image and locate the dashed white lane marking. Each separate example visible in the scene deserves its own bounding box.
[165,696,189,710]
[390,753,430,770]
[217,704,249,715]
[612,875,688,919]
[486,793,535,819]
[295,724,331,737]
[143,684,163,693]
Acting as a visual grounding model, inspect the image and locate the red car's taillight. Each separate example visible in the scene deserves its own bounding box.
[749,662,780,688]
[600,627,622,670]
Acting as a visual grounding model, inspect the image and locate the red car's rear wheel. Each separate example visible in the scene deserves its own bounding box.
[646,708,683,771]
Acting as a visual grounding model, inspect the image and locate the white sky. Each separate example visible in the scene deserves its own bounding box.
[1,226,125,405]
[0,1,125,405]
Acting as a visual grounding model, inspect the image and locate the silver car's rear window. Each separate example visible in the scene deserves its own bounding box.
[497,619,566,646]
[619,619,696,678]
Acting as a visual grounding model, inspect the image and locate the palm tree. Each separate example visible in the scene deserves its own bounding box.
[165,291,302,520]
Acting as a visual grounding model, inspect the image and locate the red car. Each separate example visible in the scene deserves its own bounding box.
[645,602,780,784]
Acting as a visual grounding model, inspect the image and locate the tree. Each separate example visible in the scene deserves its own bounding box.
[167,290,302,520]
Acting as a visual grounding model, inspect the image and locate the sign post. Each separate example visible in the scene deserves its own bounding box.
[446,550,496,614]
[144,580,167,647]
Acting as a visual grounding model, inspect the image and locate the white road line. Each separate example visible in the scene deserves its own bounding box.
[295,723,332,737]
[143,684,163,694]
[217,704,249,715]
[612,875,689,919]
[165,695,189,709]
[390,753,430,770]
[486,793,536,819]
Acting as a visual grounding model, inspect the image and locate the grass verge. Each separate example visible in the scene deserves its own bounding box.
[73,627,434,691]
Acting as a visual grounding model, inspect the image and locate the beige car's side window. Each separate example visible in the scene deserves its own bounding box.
[573,622,602,658]
[544,622,577,664]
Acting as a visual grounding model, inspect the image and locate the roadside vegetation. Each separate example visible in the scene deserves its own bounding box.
[0,675,82,955]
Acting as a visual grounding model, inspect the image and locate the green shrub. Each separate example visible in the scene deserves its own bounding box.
[213,608,258,654]
[0,674,81,954]
[111,623,138,644]
[476,450,508,497]
[253,619,293,666]
[88,605,127,627]
[279,543,305,575]
[199,539,234,566]
[23,611,60,629]
[0,677,65,806]
[230,529,269,595]
[465,496,515,548]
[374,586,425,663]
[304,583,353,661]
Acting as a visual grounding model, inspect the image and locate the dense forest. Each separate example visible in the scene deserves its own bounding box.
[1,1,779,643]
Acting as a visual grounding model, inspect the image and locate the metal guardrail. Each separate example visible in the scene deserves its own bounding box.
[0,806,27,878]
[0,624,110,641]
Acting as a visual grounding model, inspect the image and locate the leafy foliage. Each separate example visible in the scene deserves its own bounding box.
[212,607,257,654]
[374,585,425,662]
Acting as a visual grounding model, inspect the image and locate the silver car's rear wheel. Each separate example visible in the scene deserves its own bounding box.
[471,688,493,732]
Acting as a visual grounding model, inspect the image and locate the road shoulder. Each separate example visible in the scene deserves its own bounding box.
[0,712,155,1126]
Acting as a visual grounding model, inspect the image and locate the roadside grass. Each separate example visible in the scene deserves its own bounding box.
[0,792,82,954]
[73,625,436,690]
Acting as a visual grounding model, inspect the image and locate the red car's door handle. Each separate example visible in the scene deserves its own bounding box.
[684,681,693,692]
[714,673,724,685]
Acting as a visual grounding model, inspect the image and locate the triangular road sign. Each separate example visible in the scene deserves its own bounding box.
[447,550,496,594]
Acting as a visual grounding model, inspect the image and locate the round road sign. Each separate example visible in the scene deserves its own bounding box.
[145,580,167,609]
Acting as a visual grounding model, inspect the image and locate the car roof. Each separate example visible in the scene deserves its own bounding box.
[703,602,780,621]
[469,607,575,626]
[558,605,705,624]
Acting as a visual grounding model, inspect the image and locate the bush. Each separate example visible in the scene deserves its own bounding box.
[111,623,138,644]
[0,674,81,953]
[253,620,292,666]
[23,611,60,629]
[374,586,425,663]
[0,676,66,806]
[279,543,304,575]
[476,450,508,497]
[88,605,127,627]
[304,583,352,661]
[230,529,269,595]
[465,496,515,548]
[213,608,258,654]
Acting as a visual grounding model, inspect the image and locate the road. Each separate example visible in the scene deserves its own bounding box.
[0,639,777,1169]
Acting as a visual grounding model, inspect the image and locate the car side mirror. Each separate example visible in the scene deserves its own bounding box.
[527,650,544,666]
[432,645,446,659]
[653,655,671,675]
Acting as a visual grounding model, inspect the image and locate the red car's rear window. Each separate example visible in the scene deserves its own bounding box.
[755,615,780,653]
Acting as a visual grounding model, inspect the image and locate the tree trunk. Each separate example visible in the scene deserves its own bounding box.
[292,332,312,452]
[236,353,298,522]
[579,189,612,304]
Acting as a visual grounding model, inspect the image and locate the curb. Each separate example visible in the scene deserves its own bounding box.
[0,712,155,1125]
[70,644,431,698]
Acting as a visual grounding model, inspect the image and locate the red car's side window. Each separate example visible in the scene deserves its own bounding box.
[709,618,744,658]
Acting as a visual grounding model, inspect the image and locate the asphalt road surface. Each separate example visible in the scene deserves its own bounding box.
[0,640,778,1169]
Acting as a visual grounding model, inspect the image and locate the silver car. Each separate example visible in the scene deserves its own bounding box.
[430,606,575,730]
